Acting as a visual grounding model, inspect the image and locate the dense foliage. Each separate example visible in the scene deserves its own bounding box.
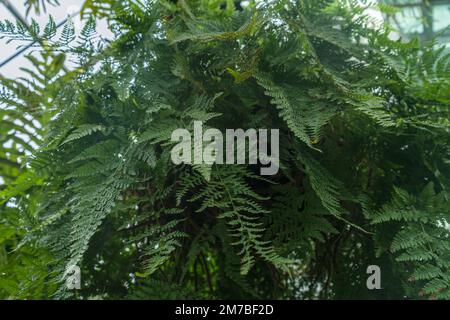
[0,0,449,299]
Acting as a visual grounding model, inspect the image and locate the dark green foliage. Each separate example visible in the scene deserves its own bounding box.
[0,0,449,300]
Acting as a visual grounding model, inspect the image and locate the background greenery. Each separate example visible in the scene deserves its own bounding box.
[0,0,449,300]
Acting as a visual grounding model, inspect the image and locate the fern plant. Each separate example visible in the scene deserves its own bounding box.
[0,0,449,300]
[370,184,450,299]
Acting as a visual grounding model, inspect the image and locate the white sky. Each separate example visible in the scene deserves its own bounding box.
[0,0,111,79]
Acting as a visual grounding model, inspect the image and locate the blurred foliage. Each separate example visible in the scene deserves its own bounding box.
[24,0,60,16]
